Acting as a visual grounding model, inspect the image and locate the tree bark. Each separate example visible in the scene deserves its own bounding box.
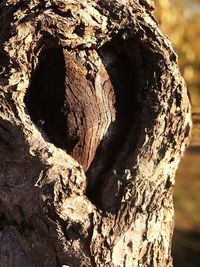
[0,0,191,266]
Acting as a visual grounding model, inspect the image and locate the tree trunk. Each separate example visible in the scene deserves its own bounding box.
[0,1,191,266]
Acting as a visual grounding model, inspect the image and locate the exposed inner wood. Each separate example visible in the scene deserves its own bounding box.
[62,49,116,173]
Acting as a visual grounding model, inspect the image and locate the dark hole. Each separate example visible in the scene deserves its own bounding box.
[0,212,8,230]
[25,48,76,152]
[73,22,85,37]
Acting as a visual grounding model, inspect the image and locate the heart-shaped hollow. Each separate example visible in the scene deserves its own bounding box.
[25,32,141,208]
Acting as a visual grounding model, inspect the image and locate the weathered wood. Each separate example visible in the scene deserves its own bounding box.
[0,0,191,266]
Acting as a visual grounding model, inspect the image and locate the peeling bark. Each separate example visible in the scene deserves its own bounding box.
[0,1,191,266]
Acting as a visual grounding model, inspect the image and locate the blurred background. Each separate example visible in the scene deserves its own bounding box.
[154,0,200,266]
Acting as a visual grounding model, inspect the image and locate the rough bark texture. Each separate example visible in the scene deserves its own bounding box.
[0,0,191,266]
